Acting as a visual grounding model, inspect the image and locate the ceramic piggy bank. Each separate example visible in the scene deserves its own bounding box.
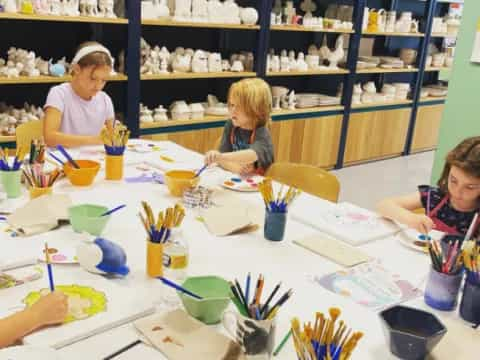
[77,237,130,276]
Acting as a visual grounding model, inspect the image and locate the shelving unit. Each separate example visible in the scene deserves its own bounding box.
[0,74,127,85]
[0,0,461,167]
[266,69,349,77]
[0,12,128,24]
[141,19,259,30]
[424,66,451,72]
[356,68,419,74]
[270,25,353,33]
[141,72,256,81]
[362,31,425,37]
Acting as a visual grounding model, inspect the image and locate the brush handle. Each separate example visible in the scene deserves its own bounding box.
[56,145,80,169]
[47,263,55,292]
[195,164,208,177]
[101,204,126,217]
[48,151,65,166]
[157,277,203,300]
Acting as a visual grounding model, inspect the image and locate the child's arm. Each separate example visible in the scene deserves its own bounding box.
[0,291,68,348]
[205,149,258,166]
[43,107,103,148]
[216,159,245,174]
[377,192,435,234]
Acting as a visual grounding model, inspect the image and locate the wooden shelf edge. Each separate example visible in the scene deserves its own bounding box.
[431,33,458,38]
[267,70,349,76]
[0,12,128,24]
[0,135,15,143]
[270,25,354,33]
[140,115,228,129]
[424,67,452,72]
[351,100,413,109]
[273,105,345,116]
[419,96,447,103]
[356,68,419,74]
[0,74,127,84]
[362,31,425,37]
[141,72,257,80]
[141,19,259,30]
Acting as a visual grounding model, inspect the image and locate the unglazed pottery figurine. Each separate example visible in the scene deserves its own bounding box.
[191,50,208,73]
[191,0,207,22]
[208,52,222,72]
[174,0,191,21]
[240,7,258,25]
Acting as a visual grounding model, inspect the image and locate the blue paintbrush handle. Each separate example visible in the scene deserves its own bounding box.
[158,277,203,300]
[56,145,80,169]
[101,204,126,217]
[47,263,55,292]
[48,152,65,166]
[195,164,208,178]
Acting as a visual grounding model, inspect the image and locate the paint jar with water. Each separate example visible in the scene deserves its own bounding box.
[162,230,189,305]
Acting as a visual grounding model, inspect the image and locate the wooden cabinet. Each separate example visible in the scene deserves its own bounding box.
[411,104,444,153]
[344,108,411,164]
[271,115,342,168]
[143,127,224,154]
[142,114,342,168]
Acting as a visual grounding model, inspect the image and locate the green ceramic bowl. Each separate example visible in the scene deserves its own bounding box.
[69,204,110,236]
[178,276,231,325]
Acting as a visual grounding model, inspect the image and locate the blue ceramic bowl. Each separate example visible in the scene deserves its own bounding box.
[379,305,447,360]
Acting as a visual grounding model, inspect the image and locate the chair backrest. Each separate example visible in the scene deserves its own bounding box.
[265,162,340,203]
[15,119,44,151]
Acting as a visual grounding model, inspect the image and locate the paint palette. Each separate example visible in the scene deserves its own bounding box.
[397,228,445,253]
[39,246,78,264]
[221,176,262,192]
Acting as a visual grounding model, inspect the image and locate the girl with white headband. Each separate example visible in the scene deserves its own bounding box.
[43,41,115,147]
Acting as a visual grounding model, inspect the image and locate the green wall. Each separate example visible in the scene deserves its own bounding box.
[431,1,480,183]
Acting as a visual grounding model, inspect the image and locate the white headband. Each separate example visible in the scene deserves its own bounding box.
[71,44,113,65]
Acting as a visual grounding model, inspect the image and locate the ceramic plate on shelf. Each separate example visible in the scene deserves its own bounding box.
[221,176,262,192]
[397,228,445,253]
[0,345,63,360]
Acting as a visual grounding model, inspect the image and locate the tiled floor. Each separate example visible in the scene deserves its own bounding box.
[333,151,435,211]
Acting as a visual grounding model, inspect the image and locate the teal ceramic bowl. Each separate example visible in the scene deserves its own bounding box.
[178,276,231,325]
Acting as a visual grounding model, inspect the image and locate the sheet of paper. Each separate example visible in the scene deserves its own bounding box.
[294,234,371,267]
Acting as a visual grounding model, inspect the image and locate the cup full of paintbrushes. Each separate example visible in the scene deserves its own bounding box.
[459,240,480,324]
[0,146,27,198]
[28,139,46,165]
[289,308,363,360]
[225,273,293,359]
[424,239,463,311]
[102,124,130,180]
[259,178,301,242]
[139,201,186,277]
[23,164,61,199]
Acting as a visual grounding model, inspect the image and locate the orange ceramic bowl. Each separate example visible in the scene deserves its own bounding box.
[63,160,100,186]
[165,170,200,197]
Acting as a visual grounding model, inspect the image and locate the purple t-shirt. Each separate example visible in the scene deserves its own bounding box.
[44,83,114,136]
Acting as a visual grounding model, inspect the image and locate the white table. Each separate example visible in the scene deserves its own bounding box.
[0,140,473,360]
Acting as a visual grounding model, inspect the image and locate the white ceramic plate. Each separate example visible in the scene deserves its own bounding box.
[0,345,63,360]
[397,228,445,253]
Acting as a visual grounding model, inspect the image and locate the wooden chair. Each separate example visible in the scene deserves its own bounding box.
[265,162,340,203]
[15,119,44,151]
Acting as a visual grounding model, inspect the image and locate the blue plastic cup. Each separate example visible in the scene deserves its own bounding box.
[459,275,480,324]
[424,267,463,311]
[264,210,287,242]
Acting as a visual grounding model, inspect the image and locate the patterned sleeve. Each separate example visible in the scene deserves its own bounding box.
[418,185,432,212]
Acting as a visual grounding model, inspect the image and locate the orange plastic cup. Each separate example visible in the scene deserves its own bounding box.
[105,155,124,180]
[147,241,164,278]
[63,160,100,186]
[29,186,53,199]
[165,170,200,197]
